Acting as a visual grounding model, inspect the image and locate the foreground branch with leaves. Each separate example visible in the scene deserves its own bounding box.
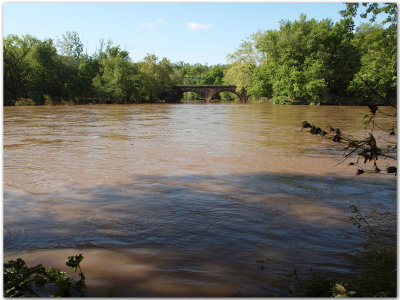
[4,254,87,297]
[301,105,397,176]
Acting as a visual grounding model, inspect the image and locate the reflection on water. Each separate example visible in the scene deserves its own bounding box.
[3,104,396,296]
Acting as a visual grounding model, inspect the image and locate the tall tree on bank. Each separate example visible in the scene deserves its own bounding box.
[3,34,38,105]
[57,32,93,100]
[56,31,84,60]
[340,3,397,106]
[252,15,360,104]
[25,39,65,104]
[224,4,396,105]
[138,54,175,102]
[224,34,261,95]
[92,44,143,103]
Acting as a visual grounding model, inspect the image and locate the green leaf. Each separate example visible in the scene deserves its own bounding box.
[34,274,48,287]
[335,283,346,293]
[348,291,357,295]
[66,254,84,272]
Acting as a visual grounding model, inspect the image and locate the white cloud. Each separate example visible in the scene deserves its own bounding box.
[141,19,167,30]
[186,22,213,31]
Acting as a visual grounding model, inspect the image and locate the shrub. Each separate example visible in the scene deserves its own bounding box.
[272,95,292,104]
[60,98,75,106]
[43,95,54,106]
[14,98,36,106]
[4,254,86,297]
[252,97,271,104]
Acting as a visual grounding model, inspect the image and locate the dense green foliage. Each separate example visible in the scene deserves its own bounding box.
[202,3,398,106]
[225,3,396,105]
[3,32,235,105]
[3,33,180,105]
[3,3,396,106]
[4,254,86,297]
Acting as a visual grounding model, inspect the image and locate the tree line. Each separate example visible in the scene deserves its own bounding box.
[224,3,396,105]
[4,31,233,106]
[4,3,396,106]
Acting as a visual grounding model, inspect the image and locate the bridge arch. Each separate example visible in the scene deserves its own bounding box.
[173,85,249,103]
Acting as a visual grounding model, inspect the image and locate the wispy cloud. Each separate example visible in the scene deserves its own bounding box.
[141,19,167,30]
[186,22,213,31]
[141,22,157,30]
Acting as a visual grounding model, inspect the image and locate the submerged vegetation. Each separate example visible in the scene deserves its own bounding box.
[3,3,396,106]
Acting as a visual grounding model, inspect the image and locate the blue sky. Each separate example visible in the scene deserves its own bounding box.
[3,2,358,65]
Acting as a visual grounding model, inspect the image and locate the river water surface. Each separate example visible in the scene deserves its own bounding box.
[4,104,396,296]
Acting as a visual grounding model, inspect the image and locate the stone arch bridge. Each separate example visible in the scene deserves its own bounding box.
[172,85,249,103]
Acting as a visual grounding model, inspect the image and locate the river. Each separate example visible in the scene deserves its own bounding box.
[3,103,397,296]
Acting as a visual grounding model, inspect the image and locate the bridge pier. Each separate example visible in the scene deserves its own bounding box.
[237,88,250,104]
[193,89,216,103]
[203,90,216,103]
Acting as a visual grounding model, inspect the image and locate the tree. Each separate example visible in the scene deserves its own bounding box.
[201,65,225,85]
[248,64,273,99]
[301,2,397,175]
[25,39,65,103]
[225,8,395,105]
[253,15,334,104]
[245,14,362,104]
[106,44,130,60]
[322,19,361,104]
[340,3,397,29]
[340,3,397,106]
[56,31,84,60]
[138,54,175,102]
[3,34,38,104]
[348,23,397,105]
[224,62,255,95]
[68,56,100,99]
[92,53,142,103]
[224,33,261,95]
[93,38,110,61]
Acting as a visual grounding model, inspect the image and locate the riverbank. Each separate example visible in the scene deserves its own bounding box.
[6,96,398,106]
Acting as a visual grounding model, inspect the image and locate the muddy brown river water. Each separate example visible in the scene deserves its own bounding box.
[3,104,397,296]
